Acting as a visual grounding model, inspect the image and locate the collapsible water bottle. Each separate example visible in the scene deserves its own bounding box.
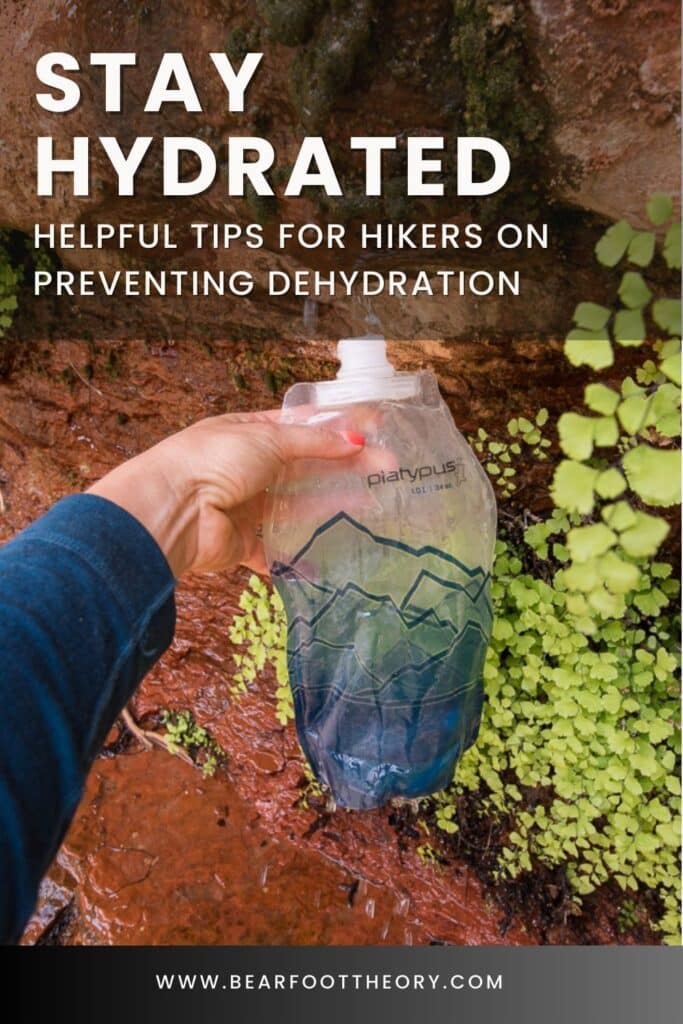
[264,338,496,809]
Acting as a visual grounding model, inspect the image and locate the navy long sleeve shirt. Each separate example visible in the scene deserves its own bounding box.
[0,494,176,943]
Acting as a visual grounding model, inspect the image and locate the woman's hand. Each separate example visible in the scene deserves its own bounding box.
[88,411,364,577]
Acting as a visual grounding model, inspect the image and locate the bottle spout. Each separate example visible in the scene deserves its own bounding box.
[336,336,395,379]
[304,335,416,405]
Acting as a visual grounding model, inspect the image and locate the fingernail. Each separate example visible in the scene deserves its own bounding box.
[342,430,365,447]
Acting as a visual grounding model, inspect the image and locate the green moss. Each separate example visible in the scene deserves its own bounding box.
[259,0,324,46]
[382,1,459,104]
[0,231,22,341]
[447,0,547,215]
[245,181,279,224]
[454,2,545,140]
[225,23,263,65]
[290,0,375,129]
[246,0,548,218]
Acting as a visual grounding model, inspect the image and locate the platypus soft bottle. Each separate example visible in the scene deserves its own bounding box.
[264,338,497,809]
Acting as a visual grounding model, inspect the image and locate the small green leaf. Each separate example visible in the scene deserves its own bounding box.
[649,720,674,744]
[602,501,637,532]
[573,302,611,330]
[552,460,599,514]
[588,585,624,618]
[599,551,640,594]
[602,687,623,714]
[659,338,680,357]
[536,407,549,427]
[617,394,650,435]
[553,542,569,562]
[627,231,655,267]
[618,272,652,310]
[595,219,635,267]
[623,446,681,507]
[558,413,595,460]
[659,353,681,386]
[650,382,681,432]
[567,523,617,562]
[593,415,619,447]
[565,334,614,370]
[663,222,681,270]
[646,193,673,226]
[636,359,660,385]
[585,383,620,415]
[655,411,679,438]
[595,468,627,499]
[614,308,646,346]
[619,510,669,557]
[621,376,646,398]
[634,589,668,617]
[652,299,681,336]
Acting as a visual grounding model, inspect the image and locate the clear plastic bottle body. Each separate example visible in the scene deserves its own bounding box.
[264,369,496,809]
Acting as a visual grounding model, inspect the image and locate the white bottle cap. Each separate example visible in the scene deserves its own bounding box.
[336,335,394,379]
[307,335,419,405]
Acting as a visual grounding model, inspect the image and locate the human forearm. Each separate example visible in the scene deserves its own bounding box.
[88,442,200,578]
[0,495,175,942]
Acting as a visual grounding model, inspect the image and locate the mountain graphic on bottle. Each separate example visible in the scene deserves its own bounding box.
[265,338,497,809]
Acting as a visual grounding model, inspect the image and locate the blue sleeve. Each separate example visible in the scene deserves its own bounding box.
[0,494,176,943]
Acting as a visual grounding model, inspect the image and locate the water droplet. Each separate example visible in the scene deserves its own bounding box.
[259,865,269,888]
[364,898,375,919]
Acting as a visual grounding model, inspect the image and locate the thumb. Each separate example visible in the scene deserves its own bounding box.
[274,424,365,463]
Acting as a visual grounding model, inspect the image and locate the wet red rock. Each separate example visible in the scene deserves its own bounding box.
[51,749,463,946]
[0,339,597,945]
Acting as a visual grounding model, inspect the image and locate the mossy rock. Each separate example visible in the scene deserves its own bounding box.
[225,23,263,64]
[248,0,549,219]
[290,0,375,129]
[259,0,324,47]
